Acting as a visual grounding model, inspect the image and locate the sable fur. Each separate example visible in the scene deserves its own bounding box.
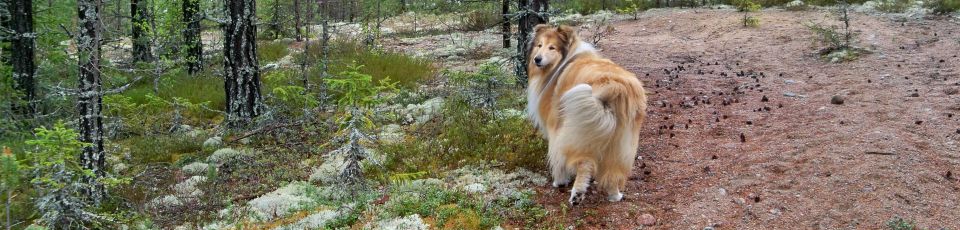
[526,24,648,204]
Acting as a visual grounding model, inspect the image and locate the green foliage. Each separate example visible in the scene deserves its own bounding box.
[735,0,763,11]
[1,147,20,190]
[321,41,435,89]
[103,93,214,135]
[926,0,960,13]
[379,64,547,174]
[876,0,914,12]
[380,181,547,229]
[617,0,652,19]
[325,62,399,109]
[119,134,204,164]
[384,171,428,186]
[886,216,917,230]
[26,122,128,228]
[263,70,320,117]
[459,10,501,31]
[557,0,635,15]
[258,40,292,63]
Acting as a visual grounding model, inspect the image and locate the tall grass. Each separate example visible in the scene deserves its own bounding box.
[309,40,435,88]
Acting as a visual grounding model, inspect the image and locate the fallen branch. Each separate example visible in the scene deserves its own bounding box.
[227,120,305,144]
[865,151,896,155]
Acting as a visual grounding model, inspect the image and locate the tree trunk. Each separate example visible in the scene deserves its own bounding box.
[502,0,510,48]
[131,0,153,63]
[78,0,106,203]
[294,0,303,41]
[183,0,202,74]
[270,0,282,39]
[399,0,406,13]
[516,0,549,82]
[10,0,37,116]
[223,0,263,127]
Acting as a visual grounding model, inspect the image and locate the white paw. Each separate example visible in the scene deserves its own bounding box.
[607,192,623,202]
[552,180,569,188]
[569,189,586,205]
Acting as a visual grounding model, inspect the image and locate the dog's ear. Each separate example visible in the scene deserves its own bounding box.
[556,25,579,51]
[533,24,551,36]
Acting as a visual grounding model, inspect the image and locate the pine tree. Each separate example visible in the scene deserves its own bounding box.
[77,0,106,202]
[223,0,263,127]
[183,0,203,74]
[9,0,37,117]
[131,0,153,63]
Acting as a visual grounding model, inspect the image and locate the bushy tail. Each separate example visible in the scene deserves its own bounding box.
[559,84,622,143]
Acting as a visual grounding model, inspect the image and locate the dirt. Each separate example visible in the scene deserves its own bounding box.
[526,8,960,229]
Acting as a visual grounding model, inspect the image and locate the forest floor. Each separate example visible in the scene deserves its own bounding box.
[514,8,960,229]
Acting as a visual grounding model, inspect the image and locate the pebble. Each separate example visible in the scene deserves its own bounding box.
[639,214,656,226]
[831,95,844,105]
[783,92,807,98]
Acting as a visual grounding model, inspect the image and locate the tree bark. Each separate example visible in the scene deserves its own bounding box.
[223,0,263,127]
[183,0,202,74]
[10,0,37,116]
[131,0,153,63]
[78,0,106,203]
[516,0,548,82]
[502,0,510,48]
[294,0,303,41]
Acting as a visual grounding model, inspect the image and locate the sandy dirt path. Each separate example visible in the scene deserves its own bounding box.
[529,8,960,229]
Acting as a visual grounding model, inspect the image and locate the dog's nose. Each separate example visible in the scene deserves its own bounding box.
[534,56,543,65]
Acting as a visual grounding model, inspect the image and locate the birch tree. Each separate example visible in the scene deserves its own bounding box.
[77,0,106,201]
[223,0,263,127]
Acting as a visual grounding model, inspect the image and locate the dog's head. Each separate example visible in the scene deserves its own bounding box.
[529,24,579,70]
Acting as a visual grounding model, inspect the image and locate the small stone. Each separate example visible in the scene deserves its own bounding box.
[761,95,769,102]
[639,213,656,226]
[915,120,923,125]
[910,92,920,97]
[830,95,844,105]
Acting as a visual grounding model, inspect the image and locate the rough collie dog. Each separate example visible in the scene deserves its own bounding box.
[526,24,647,205]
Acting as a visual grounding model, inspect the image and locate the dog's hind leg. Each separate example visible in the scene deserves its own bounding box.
[548,141,573,187]
[568,159,596,205]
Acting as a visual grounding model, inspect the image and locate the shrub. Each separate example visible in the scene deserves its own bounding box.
[379,64,547,174]
[886,216,916,230]
[459,10,501,31]
[735,0,763,27]
[26,122,129,228]
[875,0,914,13]
[258,40,292,63]
[926,0,960,14]
[312,40,434,88]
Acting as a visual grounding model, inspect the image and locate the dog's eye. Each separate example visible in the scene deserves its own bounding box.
[538,44,542,48]
[549,46,555,50]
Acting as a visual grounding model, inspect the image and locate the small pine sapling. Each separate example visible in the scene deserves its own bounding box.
[2,147,21,230]
[736,0,762,27]
[324,62,397,197]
